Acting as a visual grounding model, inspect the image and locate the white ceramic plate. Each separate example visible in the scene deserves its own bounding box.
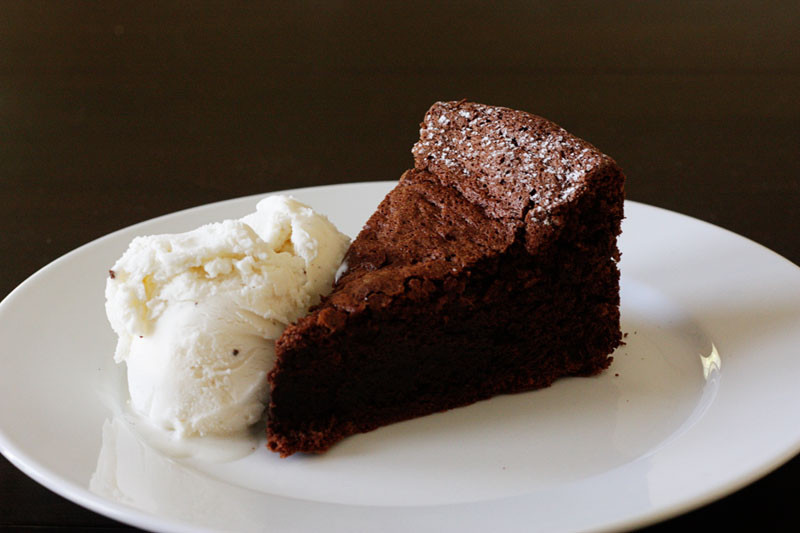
[2,182,800,533]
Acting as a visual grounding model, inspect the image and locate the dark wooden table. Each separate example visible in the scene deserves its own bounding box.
[2,2,798,531]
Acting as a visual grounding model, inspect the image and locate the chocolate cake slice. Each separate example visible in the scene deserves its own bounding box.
[267,101,625,456]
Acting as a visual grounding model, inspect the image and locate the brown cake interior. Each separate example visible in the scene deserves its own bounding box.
[267,101,624,456]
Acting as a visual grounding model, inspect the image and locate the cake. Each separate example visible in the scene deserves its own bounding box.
[267,101,625,456]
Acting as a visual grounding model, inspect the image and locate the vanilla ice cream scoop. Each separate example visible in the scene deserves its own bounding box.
[105,196,349,437]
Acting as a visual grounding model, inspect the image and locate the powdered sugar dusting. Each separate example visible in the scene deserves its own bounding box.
[412,101,609,223]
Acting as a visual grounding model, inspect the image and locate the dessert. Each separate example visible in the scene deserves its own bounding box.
[267,101,625,456]
[105,196,349,437]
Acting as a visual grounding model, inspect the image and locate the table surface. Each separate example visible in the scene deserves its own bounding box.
[1,2,798,531]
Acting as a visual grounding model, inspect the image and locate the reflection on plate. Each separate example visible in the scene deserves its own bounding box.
[1,182,800,532]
